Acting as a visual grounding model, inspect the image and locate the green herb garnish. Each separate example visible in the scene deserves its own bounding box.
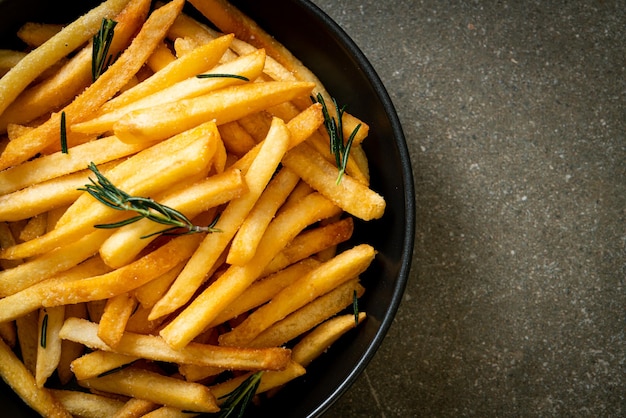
[40,312,48,348]
[352,289,359,326]
[196,73,250,81]
[79,162,220,238]
[215,371,263,418]
[92,18,117,81]
[60,111,68,154]
[312,93,361,184]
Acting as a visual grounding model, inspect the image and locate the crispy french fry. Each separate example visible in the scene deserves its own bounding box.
[60,317,291,371]
[248,279,364,348]
[282,142,385,221]
[0,0,179,170]
[112,397,158,418]
[57,303,88,385]
[50,389,125,418]
[0,337,71,417]
[146,42,176,72]
[18,213,47,242]
[149,117,290,321]
[98,292,137,347]
[134,261,186,309]
[227,167,300,265]
[292,312,367,367]
[0,0,131,116]
[218,121,257,156]
[15,311,39,374]
[70,350,138,381]
[0,321,16,347]
[36,305,65,387]
[100,167,245,268]
[80,367,219,413]
[160,192,341,349]
[113,81,314,144]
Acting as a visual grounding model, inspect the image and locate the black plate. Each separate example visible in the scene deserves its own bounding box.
[0,0,415,416]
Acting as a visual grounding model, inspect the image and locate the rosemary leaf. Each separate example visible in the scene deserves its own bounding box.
[196,73,250,81]
[40,312,48,348]
[60,111,68,154]
[215,371,263,418]
[92,18,117,81]
[353,289,359,326]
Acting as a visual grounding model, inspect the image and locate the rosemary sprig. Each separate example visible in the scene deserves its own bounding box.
[352,289,359,326]
[196,73,250,81]
[92,18,117,81]
[40,312,48,348]
[79,162,220,238]
[214,371,263,418]
[312,93,361,184]
[60,111,68,154]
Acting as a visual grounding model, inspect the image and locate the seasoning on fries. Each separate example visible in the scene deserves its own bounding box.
[0,0,386,415]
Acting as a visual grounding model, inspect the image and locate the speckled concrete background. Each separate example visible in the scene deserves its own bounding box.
[310,1,625,416]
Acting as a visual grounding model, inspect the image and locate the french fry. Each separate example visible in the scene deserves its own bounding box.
[160,192,341,349]
[248,279,365,348]
[227,167,300,265]
[208,258,321,328]
[149,117,290,321]
[146,42,176,72]
[0,50,26,75]
[218,244,375,347]
[0,121,215,261]
[60,317,291,371]
[80,367,219,413]
[282,142,385,221]
[218,121,257,156]
[100,167,245,268]
[0,0,131,116]
[0,321,16,348]
[70,350,138,381]
[292,312,367,367]
[18,213,47,242]
[50,389,125,418]
[15,311,39,374]
[98,292,137,347]
[113,81,314,143]
[112,397,158,418]
[0,337,71,417]
[134,261,186,309]
[36,305,66,387]
[17,23,64,47]
[263,217,354,276]
[57,303,88,385]
[0,0,178,170]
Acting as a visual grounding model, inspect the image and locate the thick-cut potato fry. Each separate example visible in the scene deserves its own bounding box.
[147,42,176,72]
[70,350,138,381]
[0,0,131,116]
[50,389,125,418]
[60,317,291,371]
[112,397,158,418]
[98,292,137,347]
[0,0,178,170]
[0,122,215,261]
[100,167,245,268]
[36,306,66,387]
[113,81,314,143]
[0,229,112,297]
[292,312,367,367]
[74,49,266,136]
[219,244,375,347]
[18,213,47,242]
[208,258,321,328]
[134,261,186,309]
[283,142,385,221]
[263,217,354,276]
[0,337,71,417]
[149,117,290,321]
[0,161,120,222]
[227,167,300,265]
[218,121,257,156]
[160,192,341,349]
[248,279,365,348]
[80,367,219,413]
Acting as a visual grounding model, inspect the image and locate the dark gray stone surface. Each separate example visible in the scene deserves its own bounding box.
[310,1,625,416]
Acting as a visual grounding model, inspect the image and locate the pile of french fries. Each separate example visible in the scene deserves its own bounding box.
[0,0,386,416]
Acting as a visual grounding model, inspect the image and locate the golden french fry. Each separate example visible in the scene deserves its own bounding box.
[36,305,65,387]
[0,0,178,170]
[218,121,257,156]
[0,222,21,269]
[0,337,71,417]
[0,0,131,116]
[18,213,47,242]
[160,192,341,349]
[113,81,314,143]
[100,167,245,268]
[282,142,385,221]
[60,317,291,371]
[97,292,137,347]
[0,321,16,348]
[17,23,63,47]
[80,367,219,414]
[248,279,365,348]
[227,167,300,265]
[70,350,138,381]
[149,117,290,321]
[292,312,367,367]
[57,303,88,385]
[111,397,158,418]
[146,42,176,72]
[15,311,39,374]
[134,261,186,309]
[208,258,321,328]
[0,50,26,75]
[50,389,125,418]
[218,244,375,347]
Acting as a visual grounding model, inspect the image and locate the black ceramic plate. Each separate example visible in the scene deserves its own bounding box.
[0,0,415,416]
